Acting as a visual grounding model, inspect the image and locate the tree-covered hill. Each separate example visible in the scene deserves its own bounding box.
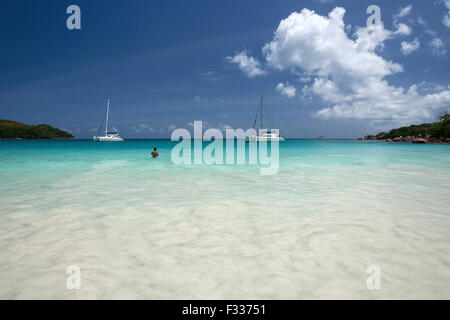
[0,119,74,139]
[360,113,450,143]
[386,113,450,140]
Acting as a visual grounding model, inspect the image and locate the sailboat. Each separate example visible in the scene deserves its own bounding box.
[247,91,285,142]
[93,99,124,142]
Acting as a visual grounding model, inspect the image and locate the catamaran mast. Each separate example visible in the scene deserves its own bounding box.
[105,99,110,135]
[252,90,265,131]
[260,90,264,130]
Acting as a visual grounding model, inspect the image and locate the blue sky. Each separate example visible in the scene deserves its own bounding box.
[0,0,449,138]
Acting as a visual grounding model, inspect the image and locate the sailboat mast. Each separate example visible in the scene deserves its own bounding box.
[105,99,110,135]
[260,90,264,130]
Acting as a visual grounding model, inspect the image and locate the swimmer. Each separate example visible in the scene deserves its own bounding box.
[151,147,159,158]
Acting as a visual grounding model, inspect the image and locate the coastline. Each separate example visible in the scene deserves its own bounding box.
[359,135,450,144]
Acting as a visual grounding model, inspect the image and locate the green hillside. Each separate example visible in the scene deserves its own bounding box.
[0,119,74,139]
[386,113,450,139]
[360,113,450,142]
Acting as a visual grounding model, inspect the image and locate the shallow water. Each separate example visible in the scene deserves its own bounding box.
[0,139,449,299]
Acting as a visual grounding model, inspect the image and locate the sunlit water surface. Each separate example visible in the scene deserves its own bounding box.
[0,139,449,299]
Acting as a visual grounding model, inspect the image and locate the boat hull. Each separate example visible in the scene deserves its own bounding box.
[93,136,124,142]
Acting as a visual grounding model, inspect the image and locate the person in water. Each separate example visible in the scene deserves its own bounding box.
[151,147,159,158]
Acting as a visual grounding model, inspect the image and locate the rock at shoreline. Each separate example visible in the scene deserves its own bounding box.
[412,138,427,144]
[359,135,449,143]
[358,132,389,141]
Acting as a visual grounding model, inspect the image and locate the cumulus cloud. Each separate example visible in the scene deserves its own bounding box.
[443,0,450,28]
[430,38,447,56]
[261,8,450,125]
[392,6,412,37]
[401,38,420,55]
[225,50,266,78]
[137,123,155,132]
[395,5,412,20]
[276,82,296,98]
[394,23,412,36]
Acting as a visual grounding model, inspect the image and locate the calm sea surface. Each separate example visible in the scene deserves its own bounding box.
[0,139,449,299]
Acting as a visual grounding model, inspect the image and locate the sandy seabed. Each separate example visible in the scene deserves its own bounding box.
[0,140,449,299]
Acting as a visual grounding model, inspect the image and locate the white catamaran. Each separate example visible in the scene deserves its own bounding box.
[247,91,285,142]
[93,99,124,142]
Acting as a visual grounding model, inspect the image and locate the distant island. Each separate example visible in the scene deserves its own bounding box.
[0,119,74,139]
[359,113,450,143]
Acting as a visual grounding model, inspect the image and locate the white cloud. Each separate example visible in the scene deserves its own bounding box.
[395,5,412,19]
[354,24,397,52]
[225,50,266,78]
[392,6,412,37]
[138,123,155,132]
[168,124,176,131]
[194,95,208,103]
[263,8,402,78]
[201,71,221,83]
[89,128,97,132]
[187,121,209,130]
[276,82,296,98]
[417,16,437,37]
[443,0,450,28]
[300,76,311,82]
[394,23,412,36]
[417,16,426,25]
[430,38,447,56]
[401,38,420,55]
[445,15,450,28]
[260,8,450,125]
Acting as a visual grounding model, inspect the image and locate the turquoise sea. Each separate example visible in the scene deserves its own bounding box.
[0,139,449,299]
